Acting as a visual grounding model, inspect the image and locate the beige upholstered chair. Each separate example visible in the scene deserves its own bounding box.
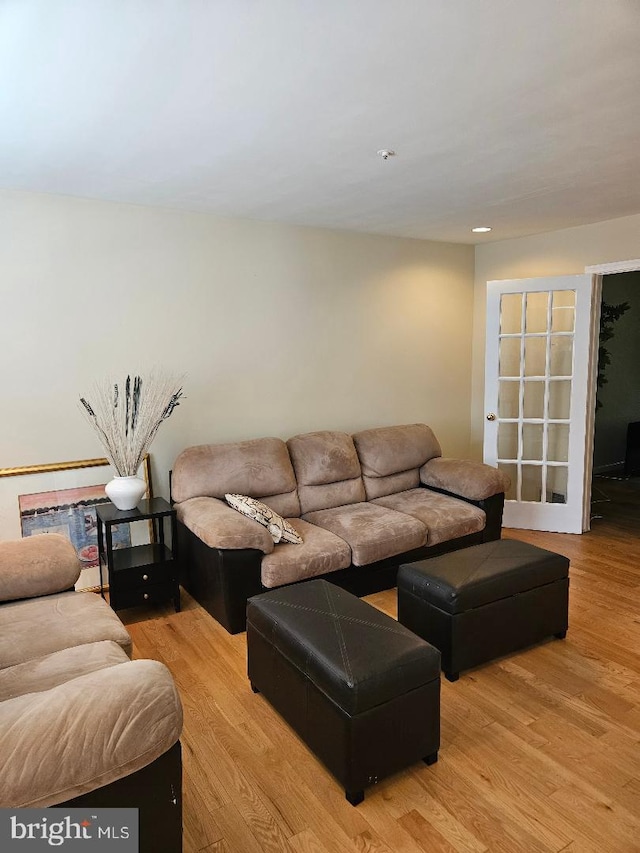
[0,534,183,853]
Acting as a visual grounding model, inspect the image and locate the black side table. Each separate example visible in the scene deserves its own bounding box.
[96,497,181,612]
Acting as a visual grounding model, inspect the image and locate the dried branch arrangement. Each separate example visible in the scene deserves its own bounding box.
[80,372,184,476]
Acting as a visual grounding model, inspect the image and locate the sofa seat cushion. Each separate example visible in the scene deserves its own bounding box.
[0,591,132,669]
[176,496,275,554]
[261,520,351,588]
[302,503,426,566]
[1,659,182,808]
[372,488,485,546]
[0,640,129,702]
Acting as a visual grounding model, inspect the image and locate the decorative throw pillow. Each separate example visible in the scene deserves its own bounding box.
[225,494,303,545]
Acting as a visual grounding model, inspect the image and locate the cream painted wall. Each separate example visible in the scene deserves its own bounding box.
[0,189,474,536]
[472,213,640,457]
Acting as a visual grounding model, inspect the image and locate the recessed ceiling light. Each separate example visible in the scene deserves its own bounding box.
[472,226,492,233]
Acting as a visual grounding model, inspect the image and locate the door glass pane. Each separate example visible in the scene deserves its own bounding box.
[552,290,575,332]
[548,381,571,419]
[498,381,520,418]
[547,466,568,503]
[550,335,573,376]
[500,293,522,334]
[547,423,570,462]
[521,465,543,502]
[498,422,519,460]
[525,292,549,334]
[523,380,545,419]
[498,463,517,501]
[524,337,547,376]
[499,338,521,377]
[522,423,544,461]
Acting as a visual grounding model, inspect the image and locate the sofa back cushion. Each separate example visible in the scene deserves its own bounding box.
[353,423,442,500]
[287,431,366,514]
[172,437,300,517]
[0,534,81,603]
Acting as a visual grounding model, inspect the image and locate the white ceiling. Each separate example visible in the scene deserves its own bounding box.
[1,1,639,244]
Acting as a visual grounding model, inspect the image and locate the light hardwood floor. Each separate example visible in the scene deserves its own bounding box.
[123,505,640,853]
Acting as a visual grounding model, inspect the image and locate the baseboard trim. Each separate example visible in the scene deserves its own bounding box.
[75,583,108,594]
[593,462,625,476]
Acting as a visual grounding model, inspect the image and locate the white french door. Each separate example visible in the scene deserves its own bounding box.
[484,275,595,534]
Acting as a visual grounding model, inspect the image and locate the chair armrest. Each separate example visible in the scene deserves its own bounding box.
[0,659,183,808]
[420,457,510,501]
[175,496,274,554]
[0,534,80,602]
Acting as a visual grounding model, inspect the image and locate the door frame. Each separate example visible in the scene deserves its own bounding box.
[582,259,640,530]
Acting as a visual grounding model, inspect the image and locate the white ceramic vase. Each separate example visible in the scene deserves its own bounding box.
[105,475,146,511]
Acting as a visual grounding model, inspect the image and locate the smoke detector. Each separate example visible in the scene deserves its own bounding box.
[377,149,396,160]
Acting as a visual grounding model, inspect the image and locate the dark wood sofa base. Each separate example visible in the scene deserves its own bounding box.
[178,491,505,634]
[55,741,182,853]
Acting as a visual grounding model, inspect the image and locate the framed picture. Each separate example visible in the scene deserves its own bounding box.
[0,456,153,591]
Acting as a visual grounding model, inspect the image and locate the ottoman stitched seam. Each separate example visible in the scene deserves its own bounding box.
[323,583,354,688]
[256,599,414,637]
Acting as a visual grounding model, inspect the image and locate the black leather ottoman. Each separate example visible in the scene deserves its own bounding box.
[247,579,441,805]
[397,539,569,682]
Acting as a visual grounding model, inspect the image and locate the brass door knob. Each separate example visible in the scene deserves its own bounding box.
[486,412,497,421]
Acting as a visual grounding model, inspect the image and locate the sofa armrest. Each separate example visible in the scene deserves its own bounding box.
[420,457,510,501]
[0,534,81,602]
[0,659,183,808]
[175,496,274,554]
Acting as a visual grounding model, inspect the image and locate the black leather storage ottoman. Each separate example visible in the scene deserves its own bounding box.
[397,539,569,682]
[247,579,441,805]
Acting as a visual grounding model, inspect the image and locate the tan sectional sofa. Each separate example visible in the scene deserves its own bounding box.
[173,423,509,634]
[0,534,183,853]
